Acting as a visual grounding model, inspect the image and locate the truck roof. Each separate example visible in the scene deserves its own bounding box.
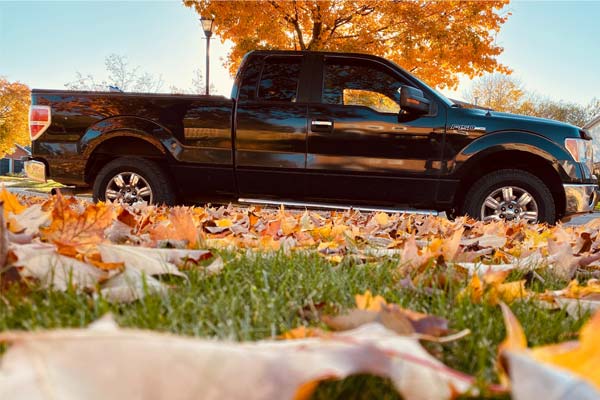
[247,49,392,62]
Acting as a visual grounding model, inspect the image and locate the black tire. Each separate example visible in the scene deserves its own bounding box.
[92,157,176,206]
[461,169,556,224]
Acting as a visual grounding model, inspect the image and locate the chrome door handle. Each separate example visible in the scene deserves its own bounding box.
[310,119,334,133]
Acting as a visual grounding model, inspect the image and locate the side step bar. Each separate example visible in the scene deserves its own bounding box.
[238,198,439,216]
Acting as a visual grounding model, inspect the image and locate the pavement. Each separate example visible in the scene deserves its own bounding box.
[562,212,600,226]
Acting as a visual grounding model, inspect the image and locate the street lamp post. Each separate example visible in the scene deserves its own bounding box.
[200,16,215,96]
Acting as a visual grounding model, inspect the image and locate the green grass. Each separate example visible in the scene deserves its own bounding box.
[0,252,589,399]
[0,175,63,193]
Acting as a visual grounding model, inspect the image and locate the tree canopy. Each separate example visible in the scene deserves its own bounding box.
[463,73,600,127]
[0,78,30,157]
[184,0,511,89]
[65,54,164,93]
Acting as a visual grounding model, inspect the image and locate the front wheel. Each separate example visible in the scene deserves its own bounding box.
[93,157,176,206]
[461,169,556,224]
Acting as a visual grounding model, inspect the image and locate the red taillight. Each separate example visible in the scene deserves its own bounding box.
[29,105,51,140]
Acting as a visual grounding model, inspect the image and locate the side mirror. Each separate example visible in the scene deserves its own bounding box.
[399,86,430,115]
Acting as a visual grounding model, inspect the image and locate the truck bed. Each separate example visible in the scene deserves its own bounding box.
[30,89,236,200]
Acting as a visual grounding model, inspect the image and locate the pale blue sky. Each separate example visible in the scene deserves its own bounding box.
[1,0,599,104]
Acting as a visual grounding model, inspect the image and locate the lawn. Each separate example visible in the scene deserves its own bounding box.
[0,175,64,193]
[0,250,588,399]
[1,191,598,399]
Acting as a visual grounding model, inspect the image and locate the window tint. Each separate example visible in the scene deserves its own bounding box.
[258,57,302,102]
[323,60,405,113]
[236,55,262,101]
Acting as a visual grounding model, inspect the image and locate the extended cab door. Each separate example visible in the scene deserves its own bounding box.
[234,54,310,199]
[306,55,447,208]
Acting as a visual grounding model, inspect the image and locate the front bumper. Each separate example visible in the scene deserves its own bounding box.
[24,160,46,183]
[564,183,598,214]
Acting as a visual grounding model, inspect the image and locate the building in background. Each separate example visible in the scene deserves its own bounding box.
[0,144,31,175]
[584,115,600,175]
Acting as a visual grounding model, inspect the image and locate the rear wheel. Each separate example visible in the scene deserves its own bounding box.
[461,169,556,224]
[93,157,175,206]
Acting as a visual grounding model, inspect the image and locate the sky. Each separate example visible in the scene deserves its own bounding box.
[0,0,599,106]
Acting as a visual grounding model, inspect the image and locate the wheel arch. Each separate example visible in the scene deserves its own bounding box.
[84,132,172,186]
[453,150,566,219]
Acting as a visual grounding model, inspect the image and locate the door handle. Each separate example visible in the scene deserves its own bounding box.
[311,119,333,132]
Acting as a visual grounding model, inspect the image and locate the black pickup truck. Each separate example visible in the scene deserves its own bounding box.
[26,50,597,223]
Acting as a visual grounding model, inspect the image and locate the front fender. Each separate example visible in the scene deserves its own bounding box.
[452,130,582,182]
[80,116,174,159]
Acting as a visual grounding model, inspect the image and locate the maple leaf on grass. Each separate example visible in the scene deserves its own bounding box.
[10,243,108,291]
[0,187,26,219]
[458,270,529,305]
[321,290,459,340]
[40,193,115,257]
[499,303,600,399]
[0,318,477,400]
[147,206,200,248]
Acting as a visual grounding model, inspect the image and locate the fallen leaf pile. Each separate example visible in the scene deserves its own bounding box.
[3,189,600,307]
[0,189,221,302]
[3,189,600,398]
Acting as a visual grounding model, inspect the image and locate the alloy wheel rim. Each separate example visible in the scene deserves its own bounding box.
[105,172,153,205]
[480,186,538,223]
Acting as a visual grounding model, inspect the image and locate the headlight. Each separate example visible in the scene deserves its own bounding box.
[565,138,594,175]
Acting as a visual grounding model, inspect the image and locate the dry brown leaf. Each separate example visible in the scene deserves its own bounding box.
[10,243,107,291]
[99,268,168,303]
[98,244,187,278]
[147,206,199,247]
[0,320,475,400]
[323,293,449,338]
[8,203,50,235]
[40,193,115,255]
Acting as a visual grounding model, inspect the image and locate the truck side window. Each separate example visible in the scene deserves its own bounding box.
[322,59,405,114]
[258,57,302,102]
[237,56,262,101]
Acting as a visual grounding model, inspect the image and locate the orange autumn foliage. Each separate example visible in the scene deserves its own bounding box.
[184,0,511,89]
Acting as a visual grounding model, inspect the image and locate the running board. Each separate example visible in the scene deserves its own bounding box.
[237,198,439,216]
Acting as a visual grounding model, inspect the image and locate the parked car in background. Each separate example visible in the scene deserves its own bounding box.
[25,50,598,223]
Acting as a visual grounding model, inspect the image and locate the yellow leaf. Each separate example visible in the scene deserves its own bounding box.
[562,279,600,299]
[427,238,444,255]
[313,223,332,240]
[281,216,298,235]
[500,303,600,391]
[498,303,528,385]
[374,212,389,227]
[215,218,232,228]
[355,290,387,311]
[490,280,527,305]
[0,187,26,219]
[458,274,485,303]
[530,311,600,390]
[279,326,322,340]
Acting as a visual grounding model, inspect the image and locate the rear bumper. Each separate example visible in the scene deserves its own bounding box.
[564,183,598,214]
[24,159,46,183]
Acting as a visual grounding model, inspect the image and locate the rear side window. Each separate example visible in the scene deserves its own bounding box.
[236,55,262,101]
[258,57,302,102]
